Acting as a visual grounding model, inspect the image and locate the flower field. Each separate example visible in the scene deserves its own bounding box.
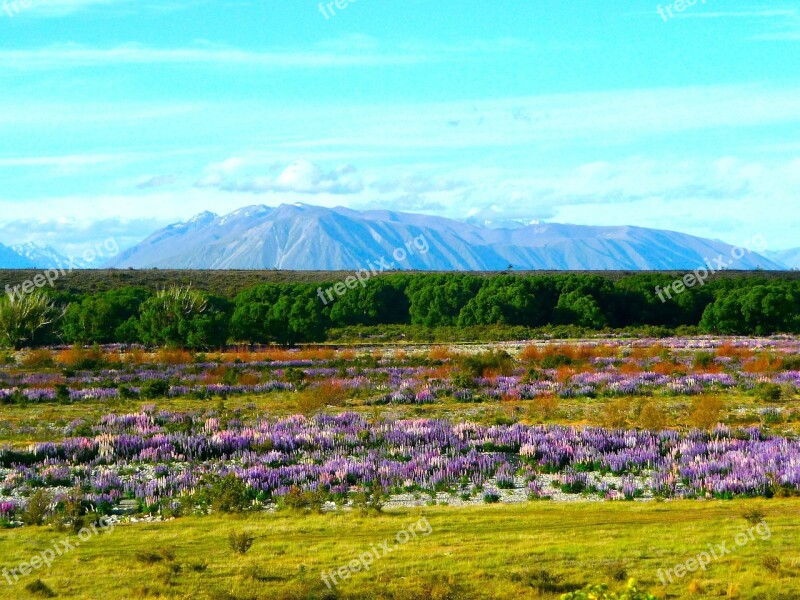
[1,336,799,522]
[1,336,799,405]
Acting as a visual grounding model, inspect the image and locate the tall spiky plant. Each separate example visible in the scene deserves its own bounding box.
[0,291,64,349]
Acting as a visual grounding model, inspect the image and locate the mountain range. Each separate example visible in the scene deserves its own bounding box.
[1,204,796,271]
[0,242,94,270]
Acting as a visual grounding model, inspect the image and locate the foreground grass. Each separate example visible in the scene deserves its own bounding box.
[1,500,799,599]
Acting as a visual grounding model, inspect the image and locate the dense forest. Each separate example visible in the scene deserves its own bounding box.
[1,273,799,348]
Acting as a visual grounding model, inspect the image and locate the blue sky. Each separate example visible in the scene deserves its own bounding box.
[0,0,799,255]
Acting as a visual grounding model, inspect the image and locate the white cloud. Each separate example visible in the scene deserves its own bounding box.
[196,159,363,195]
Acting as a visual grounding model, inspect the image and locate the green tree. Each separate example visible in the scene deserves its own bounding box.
[138,286,230,348]
[61,287,148,344]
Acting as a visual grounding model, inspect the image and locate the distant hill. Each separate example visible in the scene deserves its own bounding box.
[768,248,800,270]
[0,243,36,268]
[105,203,783,271]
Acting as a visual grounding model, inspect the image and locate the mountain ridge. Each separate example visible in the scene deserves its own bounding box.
[103,203,785,271]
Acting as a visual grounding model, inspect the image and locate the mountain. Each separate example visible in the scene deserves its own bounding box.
[0,243,94,269]
[104,203,784,271]
[767,248,800,270]
[11,243,73,269]
[0,243,36,268]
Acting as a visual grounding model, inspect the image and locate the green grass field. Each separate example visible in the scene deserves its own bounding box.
[2,500,799,599]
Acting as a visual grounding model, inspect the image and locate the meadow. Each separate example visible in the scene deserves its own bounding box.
[1,337,800,598]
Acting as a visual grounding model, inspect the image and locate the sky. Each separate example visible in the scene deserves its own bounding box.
[0,0,799,256]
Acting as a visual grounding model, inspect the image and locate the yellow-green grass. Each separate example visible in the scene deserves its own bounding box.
[1,500,799,599]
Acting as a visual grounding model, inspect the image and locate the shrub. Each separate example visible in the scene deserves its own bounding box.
[605,561,628,582]
[280,486,327,513]
[451,371,477,390]
[296,382,349,415]
[460,350,515,378]
[53,488,93,532]
[541,353,574,369]
[55,383,71,405]
[688,395,724,430]
[229,530,256,555]
[693,352,715,369]
[198,473,251,514]
[284,367,306,386]
[57,344,106,369]
[782,354,800,370]
[24,579,56,598]
[755,383,783,403]
[741,507,766,525]
[762,555,781,574]
[521,568,565,592]
[352,486,384,515]
[20,349,54,368]
[637,402,667,430]
[21,489,53,526]
[134,549,164,564]
[561,579,656,600]
[140,379,170,400]
[158,545,177,562]
[482,490,501,504]
[155,348,193,365]
[601,399,631,428]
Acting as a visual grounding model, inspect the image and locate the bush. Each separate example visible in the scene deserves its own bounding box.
[637,402,667,430]
[20,349,54,368]
[460,350,515,378]
[541,353,574,369]
[482,490,501,504]
[605,561,628,582]
[521,569,566,592]
[560,579,656,600]
[688,395,724,430]
[296,382,349,415]
[762,555,781,574]
[693,352,715,369]
[284,367,306,386]
[601,399,631,428]
[742,507,767,525]
[24,579,56,598]
[229,530,256,555]
[21,489,53,526]
[134,549,164,564]
[197,474,251,514]
[280,486,328,513]
[755,383,783,403]
[140,379,170,400]
[55,383,71,405]
[352,486,384,515]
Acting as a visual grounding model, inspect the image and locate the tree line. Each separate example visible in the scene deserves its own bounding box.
[1,274,798,349]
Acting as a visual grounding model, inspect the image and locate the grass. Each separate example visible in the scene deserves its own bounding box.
[1,501,799,599]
